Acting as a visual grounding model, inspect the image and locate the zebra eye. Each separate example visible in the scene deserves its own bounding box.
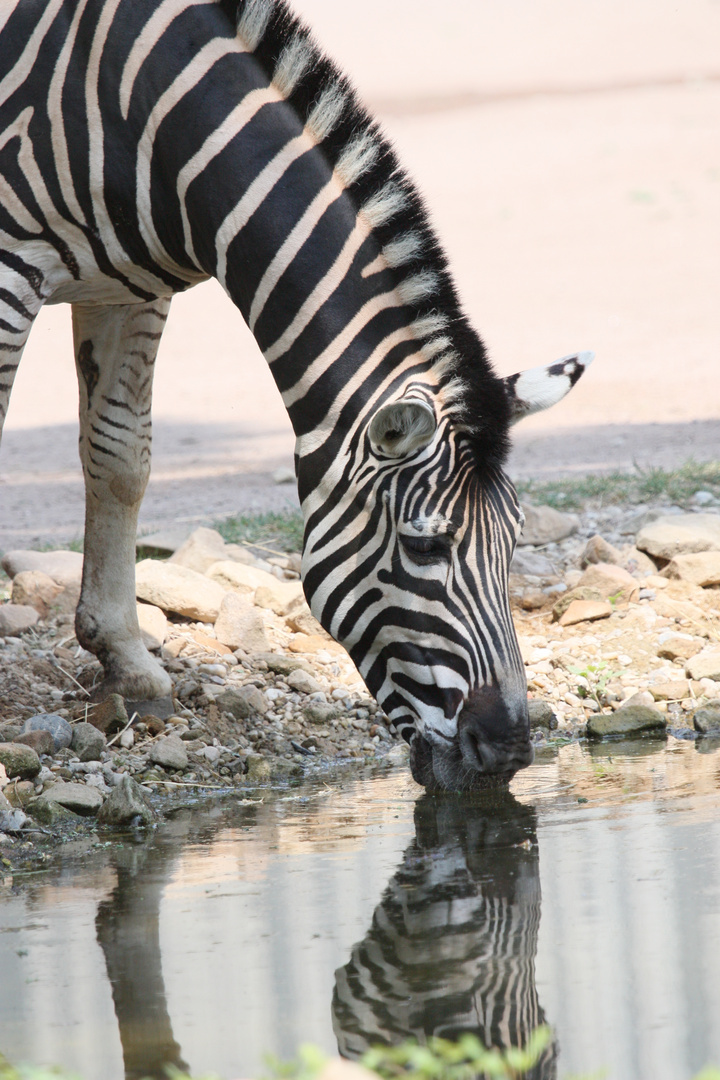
[399,533,452,565]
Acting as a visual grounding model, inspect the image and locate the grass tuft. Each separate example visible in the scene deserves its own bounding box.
[213,510,304,554]
[516,459,720,511]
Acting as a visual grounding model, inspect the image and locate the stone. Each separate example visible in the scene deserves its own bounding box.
[580,535,623,567]
[87,694,129,734]
[621,547,658,576]
[552,586,604,619]
[254,653,312,675]
[71,722,107,762]
[517,504,579,547]
[558,600,613,627]
[686,650,720,682]
[3,780,35,807]
[576,563,640,604]
[26,796,79,825]
[648,681,690,702]
[289,634,346,655]
[587,705,667,739]
[662,551,720,587]
[245,754,272,781]
[214,592,270,651]
[1,548,84,588]
[125,695,175,721]
[657,636,703,661]
[0,604,39,635]
[216,685,269,719]
[510,549,558,577]
[527,700,558,731]
[136,527,192,556]
[97,775,156,827]
[0,807,27,832]
[23,712,73,751]
[272,466,295,485]
[285,603,328,638]
[693,704,720,734]
[13,729,54,756]
[636,513,720,560]
[168,527,230,574]
[11,570,65,617]
[206,560,279,595]
[286,668,322,695]
[0,743,40,777]
[148,735,189,771]
[253,580,304,617]
[303,701,341,725]
[187,629,233,656]
[137,603,168,650]
[135,559,226,621]
[41,781,104,815]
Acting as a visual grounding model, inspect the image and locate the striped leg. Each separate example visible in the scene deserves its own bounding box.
[72,298,172,701]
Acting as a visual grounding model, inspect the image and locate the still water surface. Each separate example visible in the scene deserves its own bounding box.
[2,738,720,1080]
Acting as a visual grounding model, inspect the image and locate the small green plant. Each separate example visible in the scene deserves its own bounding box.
[516,459,720,511]
[361,1029,553,1080]
[568,661,621,710]
[213,509,304,553]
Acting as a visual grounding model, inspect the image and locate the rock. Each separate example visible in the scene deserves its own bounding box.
[662,551,720,587]
[303,701,341,725]
[168,527,230,574]
[148,735,188,771]
[580,535,623,567]
[71,722,107,762]
[510,549,558,577]
[527,700,558,731]
[636,513,720,560]
[657,636,703,661]
[11,570,65,617]
[186,629,233,656]
[576,563,640,604]
[517,504,579,547]
[685,650,720,682]
[286,668,322,695]
[97,776,156,827]
[587,705,667,739]
[206,560,279,595]
[136,527,192,556]
[127,695,176,722]
[87,694,129,734]
[216,685,269,719]
[648,681,690,702]
[1,548,84,588]
[552,586,603,619]
[246,754,272,781]
[254,653,312,675]
[520,589,548,611]
[288,634,346,655]
[42,781,104,815]
[693,704,720,734]
[0,604,40,635]
[3,780,35,807]
[253,580,304,617]
[0,807,27,832]
[135,559,225,622]
[621,547,658,576]
[558,600,613,627]
[620,690,655,710]
[23,712,73,751]
[137,603,168,650]
[285,603,328,638]
[272,466,295,484]
[214,592,270,651]
[13,729,54,756]
[26,796,79,825]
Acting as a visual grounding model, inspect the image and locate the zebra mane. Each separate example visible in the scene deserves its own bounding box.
[231,0,512,473]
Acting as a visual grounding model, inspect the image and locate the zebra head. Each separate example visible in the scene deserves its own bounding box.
[300,353,592,791]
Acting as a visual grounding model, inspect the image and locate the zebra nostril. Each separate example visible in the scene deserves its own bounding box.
[459,725,499,774]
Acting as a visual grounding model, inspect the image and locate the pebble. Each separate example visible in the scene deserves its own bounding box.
[39,782,104,815]
[97,775,156,828]
[71,722,107,762]
[587,704,667,739]
[148,736,189,771]
[0,743,41,780]
[22,713,73,751]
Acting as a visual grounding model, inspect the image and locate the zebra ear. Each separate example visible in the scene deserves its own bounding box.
[504,351,594,424]
[368,398,437,458]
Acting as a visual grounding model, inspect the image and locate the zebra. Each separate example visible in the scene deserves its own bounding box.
[332,791,556,1078]
[0,0,590,790]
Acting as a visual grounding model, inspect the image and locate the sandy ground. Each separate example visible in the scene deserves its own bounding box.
[1,0,719,547]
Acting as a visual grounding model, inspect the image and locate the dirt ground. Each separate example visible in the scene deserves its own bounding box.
[1,0,719,548]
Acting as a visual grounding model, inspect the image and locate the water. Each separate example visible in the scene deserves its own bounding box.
[2,739,720,1080]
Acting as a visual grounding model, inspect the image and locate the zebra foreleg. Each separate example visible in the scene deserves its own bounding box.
[72,299,172,701]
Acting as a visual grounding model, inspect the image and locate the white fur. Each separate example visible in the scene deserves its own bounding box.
[368,398,437,458]
[420,335,452,361]
[272,34,313,96]
[307,82,346,141]
[361,182,406,228]
[335,131,380,187]
[236,0,273,51]
[396,269,438,305]
[382,231,423,268]
[411,312,449,338]
[507,351,594,423]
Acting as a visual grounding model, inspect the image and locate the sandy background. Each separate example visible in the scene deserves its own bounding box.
[2,0,719,546]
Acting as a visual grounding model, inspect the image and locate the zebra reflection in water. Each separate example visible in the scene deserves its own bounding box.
[333,792,556,1080]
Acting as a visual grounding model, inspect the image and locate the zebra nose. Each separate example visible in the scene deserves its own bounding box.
[457,685,533,778]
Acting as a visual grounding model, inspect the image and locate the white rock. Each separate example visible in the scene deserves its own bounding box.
[0,605,40,636]
[517,504,579,547]
[169,527,230,574]
[254,580,304,617]
[272,466,295,484]
[137,603,168,650]
[206,560,279,594]
[286,668,321,695]
[662,551,720,587]
[135,560,225,622]
[636,514,720,560]
[1,549,83,588]
[214,592,269,652]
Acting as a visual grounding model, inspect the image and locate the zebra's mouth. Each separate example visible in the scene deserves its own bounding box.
[409,726,533,792]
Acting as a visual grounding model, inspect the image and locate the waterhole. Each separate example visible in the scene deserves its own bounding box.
[2,738,720,1080]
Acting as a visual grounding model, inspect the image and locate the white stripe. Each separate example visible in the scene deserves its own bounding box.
[0,0,65,109]
[47,0,92,226]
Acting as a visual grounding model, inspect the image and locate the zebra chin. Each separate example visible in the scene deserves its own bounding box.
[408,686,533,792]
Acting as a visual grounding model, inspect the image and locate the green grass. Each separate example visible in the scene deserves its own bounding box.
[213,509,304,554]
[515,459,720,511]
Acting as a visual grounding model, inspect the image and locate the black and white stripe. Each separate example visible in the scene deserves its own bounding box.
[0,0,591,788]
